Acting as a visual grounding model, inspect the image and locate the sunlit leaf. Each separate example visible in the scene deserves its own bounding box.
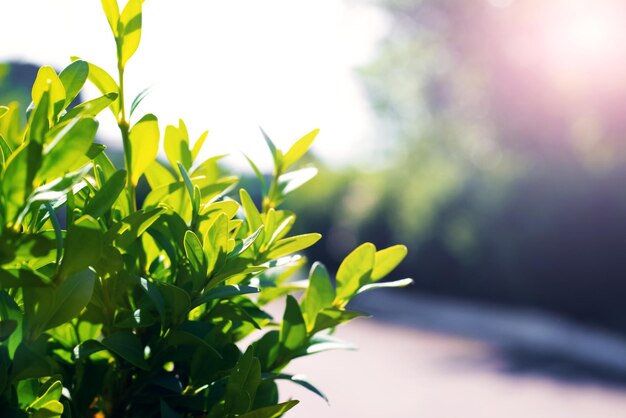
[335,243,376,303]
[280,296,307,352]
[164,121,192,171]
[129,113,159,184]
[302,262,335,331]
[371,244,408,281]
[282,128,319,170]
[59,60,89,107]
[265,233,321,260]
[357,278,414,294]
[119,0,142,67]
[101,0,120,36]
[31,66,66,119]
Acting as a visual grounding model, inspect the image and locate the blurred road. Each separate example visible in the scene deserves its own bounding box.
[279,291,626,418]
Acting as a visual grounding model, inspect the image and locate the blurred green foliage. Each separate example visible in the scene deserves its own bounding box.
[287,0,626,331]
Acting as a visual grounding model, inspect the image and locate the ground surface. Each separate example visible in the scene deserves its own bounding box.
[278,291,626,418]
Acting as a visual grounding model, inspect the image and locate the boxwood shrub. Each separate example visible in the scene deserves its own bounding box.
[0,1,411,416]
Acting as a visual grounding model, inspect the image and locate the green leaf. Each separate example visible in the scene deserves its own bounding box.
[265,233,321,260]
[59,215,103,279]
[108,207,165,248]
[27,90,50,143]
[119,0,142,67]
[83,169,127,218]
[165,330,221,359]
[192,284,260,308]
[26,166,90,211]
[130,86,151,117]
[61,93,118,121]
[30,400,63,418]
[10,343,52,382]
[243,153,267,196]
[72,339,106,360]
[259,127,282,172]
[0,320,17,342]
[229,225,264,258]
[240,189,263,233]
[164,121,192,171]
[45,203,63,265]
[45,269,96,330]
[177,162,195,209]
[129,114,159,184]
[28,380,63,411]
[371,244,408,281]
[357,278,413,294]
[225,346,261,415]
[145,160,176,189]
[37,117,98,182]
[101,0,120,36]
[136,277,166,321]
[184,230,206,276]
[238,400,299,418]
[204,212,229,277]
[335,243,376,303]
[302,262,335,332]
[0,290,24,357]
[59,60,89,107]
[282,128,319,170]
[102,330,149,370]
[311,308,369,334]
[279,296,307,352]
[263,373,328,403]
[158,283,191,324]
[77,59,120,116]
[297,334,356,356]
[1,141,42,223]
[32,66,66,119]
[191,130,209,161]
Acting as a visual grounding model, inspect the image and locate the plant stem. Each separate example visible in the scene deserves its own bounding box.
[117,61,137,213]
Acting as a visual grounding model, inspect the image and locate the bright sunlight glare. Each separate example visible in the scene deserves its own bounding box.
[550,0,625,62]
[0,0,390,171]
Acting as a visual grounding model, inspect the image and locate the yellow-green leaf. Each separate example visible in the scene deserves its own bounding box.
[59,60,89,107]
[76,59,120,117]
[335,243,376,302]
[282,128,319,170]
[265,233,321,260]
[119,0,142,67]
[32,66,66,119]
[164,120,192,171]
[191,130,209,160]
[303,262,335,332]
[240,188,263,233]
[371,244,408,282]
[101,0,120,36]
[30,400,63,418]
[129,114,159,184]
[37,118,98,182]
[145,160,176,190]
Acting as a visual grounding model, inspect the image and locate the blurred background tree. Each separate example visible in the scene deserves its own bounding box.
[286,0,626,332]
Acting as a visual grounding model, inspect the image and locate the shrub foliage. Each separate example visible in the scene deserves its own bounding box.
[0,1,410,416]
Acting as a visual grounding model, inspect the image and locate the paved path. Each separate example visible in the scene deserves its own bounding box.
[277,291,626,417]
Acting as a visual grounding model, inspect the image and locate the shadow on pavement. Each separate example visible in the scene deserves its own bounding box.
[352,289,626,390]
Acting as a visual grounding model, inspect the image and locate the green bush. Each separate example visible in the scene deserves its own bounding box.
[0,1,410,417]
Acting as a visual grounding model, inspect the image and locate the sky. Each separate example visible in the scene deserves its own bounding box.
[0,0,389,170]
